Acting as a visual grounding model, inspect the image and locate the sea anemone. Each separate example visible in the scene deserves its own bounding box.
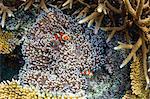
[19,6,112,97]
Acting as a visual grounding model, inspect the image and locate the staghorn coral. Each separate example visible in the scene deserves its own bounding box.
[115,37,150,89]
[76,0,112,34]
[18,6,113,97]
[61,0,150,89]
[62,0,150,96]
[62,0,123,34]
[122,56,150,99]
[0,2,14,28]
[62,0,149,67]
[113,0,150,89]
[22,0,49,12]
[0,79,83,99]
[0,0,49,28]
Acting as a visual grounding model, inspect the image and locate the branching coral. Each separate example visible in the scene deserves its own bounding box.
[77,0,119,34]
[113,0,150,89]
[22,0,49,12]
[77,0,123,34]
[0,2,14,28]
[62,0,108,34]
[115,37,150,89]
[62,0,90,9]
[114,37,142,68]
[123,0,150,34]
[62,0,150,92]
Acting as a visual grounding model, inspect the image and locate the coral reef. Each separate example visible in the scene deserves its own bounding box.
[22,0,49,12]
[0,2,14,28]
[0,79,83,98]
[0,27,16,54]
[62,0,150,91]
[122,56,150,99]
[114,0,150,90]
[19,6,112,97]
[0,79,39,98]
[0,0,149,98]
[0,5,129,98]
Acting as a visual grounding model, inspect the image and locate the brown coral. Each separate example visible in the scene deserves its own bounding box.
[114,0,150,89]
[78,0,117,34]
[0,3,14,28]
[23,0,49,12]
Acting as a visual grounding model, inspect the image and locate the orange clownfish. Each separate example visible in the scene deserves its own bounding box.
[80,70,94,76]
[54,32,70,43]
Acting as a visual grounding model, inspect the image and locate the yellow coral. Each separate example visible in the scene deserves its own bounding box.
[0,79,83,99]
[0,79,39,99]
[130,56,149,97]
[0,27,14,54]
[122,90,138,99]
[122,56,150,99]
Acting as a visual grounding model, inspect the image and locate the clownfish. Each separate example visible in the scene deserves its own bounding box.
[54,32,70,43]
[80,70,94,76]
